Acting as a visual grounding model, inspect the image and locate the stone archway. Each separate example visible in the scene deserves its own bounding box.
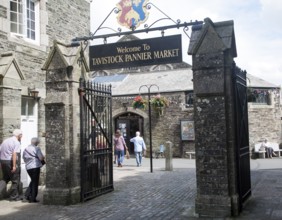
[113,107,149,149]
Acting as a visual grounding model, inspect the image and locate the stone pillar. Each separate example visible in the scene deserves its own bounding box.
[0,53,24,142]
[42,41,89,205]
[165,141,173,171]
[188,18,239,217]
[0,53,24,183]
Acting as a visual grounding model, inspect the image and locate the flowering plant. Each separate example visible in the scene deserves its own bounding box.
[150,94,169,108]
[132,95,147,109]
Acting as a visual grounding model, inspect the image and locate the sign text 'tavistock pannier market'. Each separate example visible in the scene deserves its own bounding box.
[89,35,182,70]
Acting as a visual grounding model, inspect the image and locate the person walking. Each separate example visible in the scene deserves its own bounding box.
[130,131,146,167]
[113,129,127,167]
[0,129,23,201]
[23,137,45,203]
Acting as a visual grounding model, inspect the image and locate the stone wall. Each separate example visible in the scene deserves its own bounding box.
[46,0,90,45]
[0,0,90,135]
[0,0,90,187]
[112,92,195,157]
[248,99,282,147]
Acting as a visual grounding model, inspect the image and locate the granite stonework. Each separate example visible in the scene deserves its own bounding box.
[0,0,90,203]
[0,53,23,141]
[249,102,282,147]
[0,0,90,124]
[188,18,241,218]
[42,42,86,205]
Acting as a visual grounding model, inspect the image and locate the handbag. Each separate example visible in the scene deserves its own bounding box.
[126,149,130,159]
[41,159,46,166]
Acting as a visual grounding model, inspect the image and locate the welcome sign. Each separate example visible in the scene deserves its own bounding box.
[89,35,182,70]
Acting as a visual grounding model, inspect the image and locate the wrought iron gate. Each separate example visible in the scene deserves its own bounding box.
[79,79,113,202]
[233,63,251,211]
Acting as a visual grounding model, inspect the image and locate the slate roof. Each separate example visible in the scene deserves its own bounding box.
[247,74,279,88]
[188,18,237,58]
[93,68,279,96]
[93,68,193,96]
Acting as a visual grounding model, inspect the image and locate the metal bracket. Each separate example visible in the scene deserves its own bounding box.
[72,4,203,43]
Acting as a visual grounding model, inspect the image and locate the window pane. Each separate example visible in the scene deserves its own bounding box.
[27,99,34,116]
[185,92,194,106]
[19,24,23,34]
[30,1,35,11]
[10,23,17,32]
[30,21,35,29]
[18,2,23,13]
[30,11,35,20]
[19,14,23,24]
[31,31,35,40]
[10,2,17,12]
[21,98,27,116]
[10,12,17,22]
[247,89,270,104]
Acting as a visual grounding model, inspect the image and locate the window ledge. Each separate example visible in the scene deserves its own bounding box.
[248,103,274,109]
[9,34,46,51]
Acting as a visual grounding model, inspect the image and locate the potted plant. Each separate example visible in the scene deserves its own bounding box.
[132,95,147,109]
[150,94,169,115]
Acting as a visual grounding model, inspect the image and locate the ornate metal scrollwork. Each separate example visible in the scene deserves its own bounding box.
[72,4,203,43]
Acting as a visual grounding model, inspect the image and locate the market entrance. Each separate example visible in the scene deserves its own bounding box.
[115,113,144,155]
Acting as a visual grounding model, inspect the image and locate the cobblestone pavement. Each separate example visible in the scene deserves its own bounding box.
[0,158,282,220]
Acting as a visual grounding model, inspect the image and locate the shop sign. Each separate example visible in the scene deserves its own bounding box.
[89,35,182,70]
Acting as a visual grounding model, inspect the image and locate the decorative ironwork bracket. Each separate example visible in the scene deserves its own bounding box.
[72,3,203,43]
[73,20,203,43]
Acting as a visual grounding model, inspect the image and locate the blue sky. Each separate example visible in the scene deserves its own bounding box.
[90,0,282,86]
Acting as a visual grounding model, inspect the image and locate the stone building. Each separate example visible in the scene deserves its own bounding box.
[247,74,281,146]
[92,62,195,157]
[0,1,281,204]
[92,56,282,157]
[0,0,90,187]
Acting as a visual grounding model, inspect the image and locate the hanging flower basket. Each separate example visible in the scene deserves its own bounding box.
[132,95,148,109]
[150,94,169,116]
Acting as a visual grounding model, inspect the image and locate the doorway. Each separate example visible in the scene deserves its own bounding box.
[20,97,38,188]
[115,113,144,154]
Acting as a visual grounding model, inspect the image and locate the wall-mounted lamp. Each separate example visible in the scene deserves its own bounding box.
[28,87,39,99]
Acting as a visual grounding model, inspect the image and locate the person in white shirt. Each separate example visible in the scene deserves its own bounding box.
[261,139,277,158]
[0,129,22,201]
[130,131,146,167]
[23,137,45,203]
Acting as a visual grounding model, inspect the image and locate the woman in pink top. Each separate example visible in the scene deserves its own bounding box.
[113,129,127,167]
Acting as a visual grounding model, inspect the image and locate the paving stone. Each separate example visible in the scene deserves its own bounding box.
[0,158,282,219]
